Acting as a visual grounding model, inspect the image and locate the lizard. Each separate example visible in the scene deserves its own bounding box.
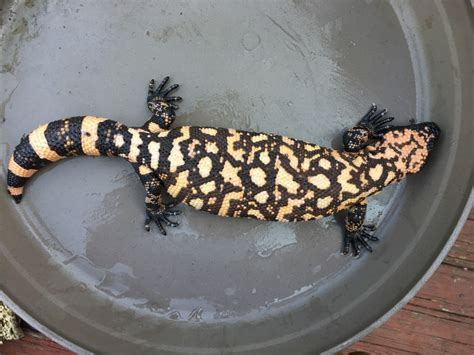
[6,76,440,257]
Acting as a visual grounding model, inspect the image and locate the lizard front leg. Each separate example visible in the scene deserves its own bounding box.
[342,103,394,152]
[132,163,181,235]
[342,200,378,258]
[142,76,182,133]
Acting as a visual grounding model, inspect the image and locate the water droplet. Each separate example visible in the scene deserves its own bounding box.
[224,287,236,296]
[312,265,322,274]
[242,32,261,51]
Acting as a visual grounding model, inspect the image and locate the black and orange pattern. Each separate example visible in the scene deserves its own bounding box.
[6,77,440,257]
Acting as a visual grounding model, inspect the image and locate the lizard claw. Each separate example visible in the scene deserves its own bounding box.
[358,104,394,138]
[341,225,379,258]
[144,206,181,235]
[147,75,183,112]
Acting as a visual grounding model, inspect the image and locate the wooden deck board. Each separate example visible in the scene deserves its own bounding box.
[0,329,73,355]
[2,209,473,354]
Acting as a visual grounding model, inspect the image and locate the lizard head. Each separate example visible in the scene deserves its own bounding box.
[368,122,440,176]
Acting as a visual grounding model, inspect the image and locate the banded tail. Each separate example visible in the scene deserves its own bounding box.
[7,116,134,203]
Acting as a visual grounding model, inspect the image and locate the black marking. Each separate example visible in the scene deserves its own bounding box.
[44,116,85,157]
[7,171,28,187]
[11,194,22,203]
[13,135,49,170]
[96,120,116,156]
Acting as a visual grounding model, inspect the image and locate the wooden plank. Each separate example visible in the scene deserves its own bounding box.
[341,340,416,355]
[459,218,474,241]
[411,264,474,317]
[444,219,474,270]
[339,305,474,354]
[0,330,72,354]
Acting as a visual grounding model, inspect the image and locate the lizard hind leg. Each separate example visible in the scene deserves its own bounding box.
[144,189,181,235]
[341,200,379,258]
[133,163,181,235]
[342,103,395,152]
[143,76,183,133]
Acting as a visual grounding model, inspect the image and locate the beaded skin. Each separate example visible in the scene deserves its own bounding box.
[6,77,440,256]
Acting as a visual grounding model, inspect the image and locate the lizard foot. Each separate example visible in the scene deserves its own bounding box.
[358,103,394,138]
[341,225,379,258]
[144,204,181,235]
[147,76,182,111]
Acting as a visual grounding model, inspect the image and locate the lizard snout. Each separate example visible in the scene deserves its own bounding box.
[414,122,441,151]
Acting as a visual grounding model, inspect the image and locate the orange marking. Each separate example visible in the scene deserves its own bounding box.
[385,171,396,185]
[167,170,189,197]
[251,134,268,143]
[198,156,213,178]
[205,141,219,154]
[302,213,316,221]
[276,198,304,221]
[147,122,163,133]
[128,128,144,163]
[148,141,160,169]
[248,209,265,220]
[138,165,153,175]
[304,144,319,152]
[249,167,267,187]
[218,191,243,216]
[308,174,330,190]
[7,186,23,196]
[8,157,37,177]
[316,196,333,209]
[352,156,365,168]
[226,129,245,162]
[81,116,106,156]
[114,134,125,148]
[318,158,331,170]
[301,158,311,171]
[275,160,299,194]
[201,127,218,136]
[169,126,190,172]
[189,198,204,210]
[279,145,299,170]
[29,124,64,161]
[259,151,270,165]
[200,181,216,194]
[369,164,383,181]
[254,191,269,204]
[221,161,242,186]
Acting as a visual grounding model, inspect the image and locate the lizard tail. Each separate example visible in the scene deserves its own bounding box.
[7,115,132,203]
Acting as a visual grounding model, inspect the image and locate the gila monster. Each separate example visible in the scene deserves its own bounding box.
[6,76,440,257]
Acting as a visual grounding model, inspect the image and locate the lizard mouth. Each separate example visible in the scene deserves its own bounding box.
[423,122,441,139]
[412,122,441,151]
